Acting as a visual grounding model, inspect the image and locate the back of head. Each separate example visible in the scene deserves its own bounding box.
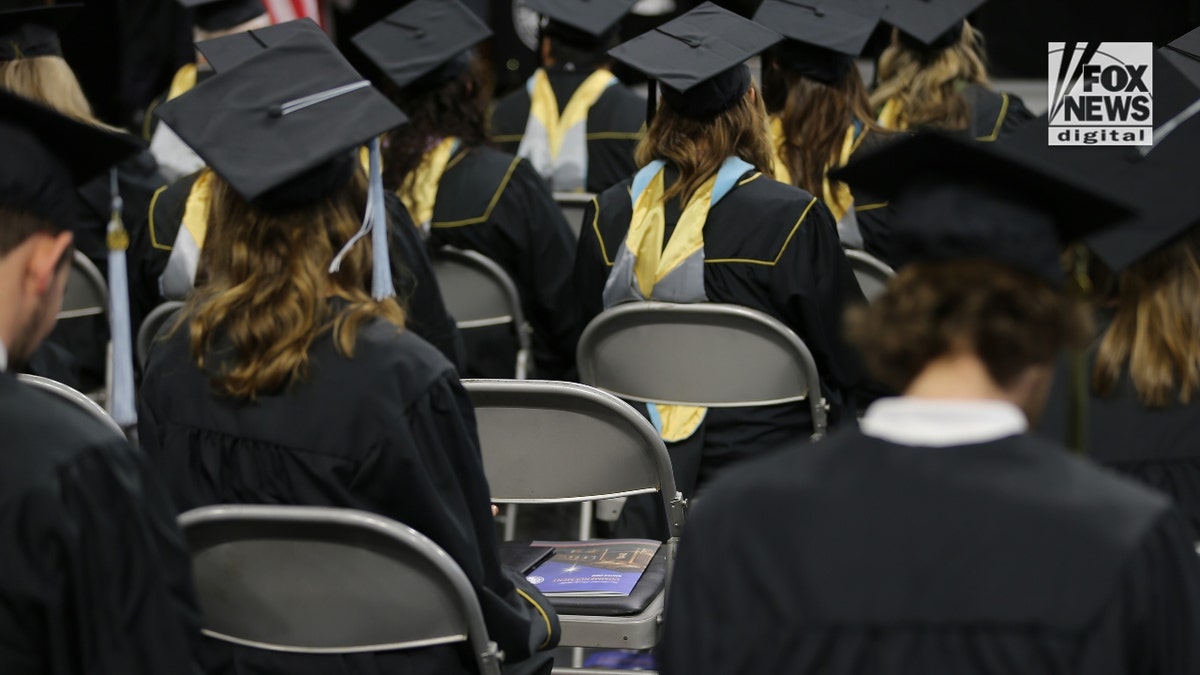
[186,169,405,400]
[847,260,1091,394]
[763,55,880,196]
[1093,231,1200,407]
[636,82,775,204]
[871,21,992,132]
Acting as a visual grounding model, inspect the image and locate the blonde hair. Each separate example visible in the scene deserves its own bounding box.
[870,21,992,132]
[636,87,775,205]
[1093,232,1200,407]
[184,170,406,399]
[0,55,117,130]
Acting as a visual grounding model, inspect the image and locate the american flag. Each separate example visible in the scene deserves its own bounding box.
[262,0,324,28]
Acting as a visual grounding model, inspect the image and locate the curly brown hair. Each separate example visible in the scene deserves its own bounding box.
[846,260,1092,392]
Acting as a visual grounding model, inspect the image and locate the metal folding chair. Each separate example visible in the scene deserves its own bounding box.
[843,248,896,303]
[464,379,684,674]
[178,505,503,674]
[136,300,184,368]
[432,247,532,379]
[577,301,829,439]
[17,373,123,437]
[56,251,110,404]
[553,192,596,241]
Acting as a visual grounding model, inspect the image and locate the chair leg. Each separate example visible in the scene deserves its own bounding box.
[578,502,594,541]
[503,504,519,542]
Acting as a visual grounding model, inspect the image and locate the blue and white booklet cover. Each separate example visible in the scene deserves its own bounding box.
[526,539,661,596]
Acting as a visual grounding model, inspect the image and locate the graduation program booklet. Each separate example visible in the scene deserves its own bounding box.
[525,539,661,597]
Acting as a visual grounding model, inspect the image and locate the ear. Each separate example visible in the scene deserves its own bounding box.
[26,231,74,297]
[541,36,553,65]
[747,85,758,105]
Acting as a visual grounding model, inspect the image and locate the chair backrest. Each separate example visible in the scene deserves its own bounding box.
[465,379,684,538]
[178,505,501,674]
[58,251,108,320]
[577,302,827,435]
[137,301,184,367]
[17,373,123,437]
[553,192,595,241]
[843,249,895,303]
[432,247,531,378]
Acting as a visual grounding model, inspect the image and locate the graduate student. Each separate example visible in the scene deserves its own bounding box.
[130,19,464,369]
[491,0,645,194]
[0,4,165,388]
[753,0,891,249]
[658,133,1200,675]
[575,3,866,537]
[1033,74,1200,536]
[145,0,270,181]
[354,0,578,379]
[139,31,558,675]
[871,0,1032,140]
[0,88,202,675]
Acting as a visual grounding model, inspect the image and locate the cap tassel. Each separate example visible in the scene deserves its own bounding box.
[328,137,395,301]
[105,168,137,433]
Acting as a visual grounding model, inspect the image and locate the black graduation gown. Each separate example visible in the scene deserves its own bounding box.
[574,170,866,535]
[491,67,644,194]
[660,429,1200,675]
[38,147,165,391]
[1039,350,1200,539]
[128,170,464,370]
[0,372,202,674]
[137,310,559,675]
[421,146,578,379]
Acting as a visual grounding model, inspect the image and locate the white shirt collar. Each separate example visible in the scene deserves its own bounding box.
[0,338,7,373]
[860,397,1028,447]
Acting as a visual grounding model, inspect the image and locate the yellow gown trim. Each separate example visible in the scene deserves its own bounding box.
[769,115,858,221]
[399,136,458,227]
[527,68,617,160]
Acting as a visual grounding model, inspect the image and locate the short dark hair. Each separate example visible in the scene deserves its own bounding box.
[845,259,1092,391]
[0,207,61,258]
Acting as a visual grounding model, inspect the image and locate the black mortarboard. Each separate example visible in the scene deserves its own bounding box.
[156,30,406,207]
[883,0,988,49]
[755,0,883,84]
[998,54,1200,272]
[609,2,782,120]
[1163,25,1200,89]
[177,0,267,33]
[525,0,639,45]
[830,132,1135,283]
[351,0,492,91]
[0,88,139,228]
[196,17,325,73]
[0,4,78,60]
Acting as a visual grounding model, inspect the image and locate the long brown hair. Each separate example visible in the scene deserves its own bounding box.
[1093,232,1200,407]
[635,86,775,205]
[381,55,490,196]
[184,170,406,399]
[762,58,883,197]
[870,21,992,132]
[0,54,118,131]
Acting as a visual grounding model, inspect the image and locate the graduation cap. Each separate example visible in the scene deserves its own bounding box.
[883,0,988,50]
[608,2,782,120]
[0,87,139,227]
[156,30,408,300]
[754,0,884,85]
[196,17,325,73]
[830,132,1136,284]
[177,0,267,33]
[0,4,79,60]
[1162,25,1200,89]
[996,54,1200,273]
[524,0,639,46]
[352,0,492,92]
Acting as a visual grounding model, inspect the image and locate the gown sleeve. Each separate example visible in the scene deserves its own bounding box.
[999,93,1036,137]
[386,194,466,370]
[351,374,560,664]
[1078,508,1200,674]
[767,199,866,422]
[571,197,609,333]
[0,443,202,675]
